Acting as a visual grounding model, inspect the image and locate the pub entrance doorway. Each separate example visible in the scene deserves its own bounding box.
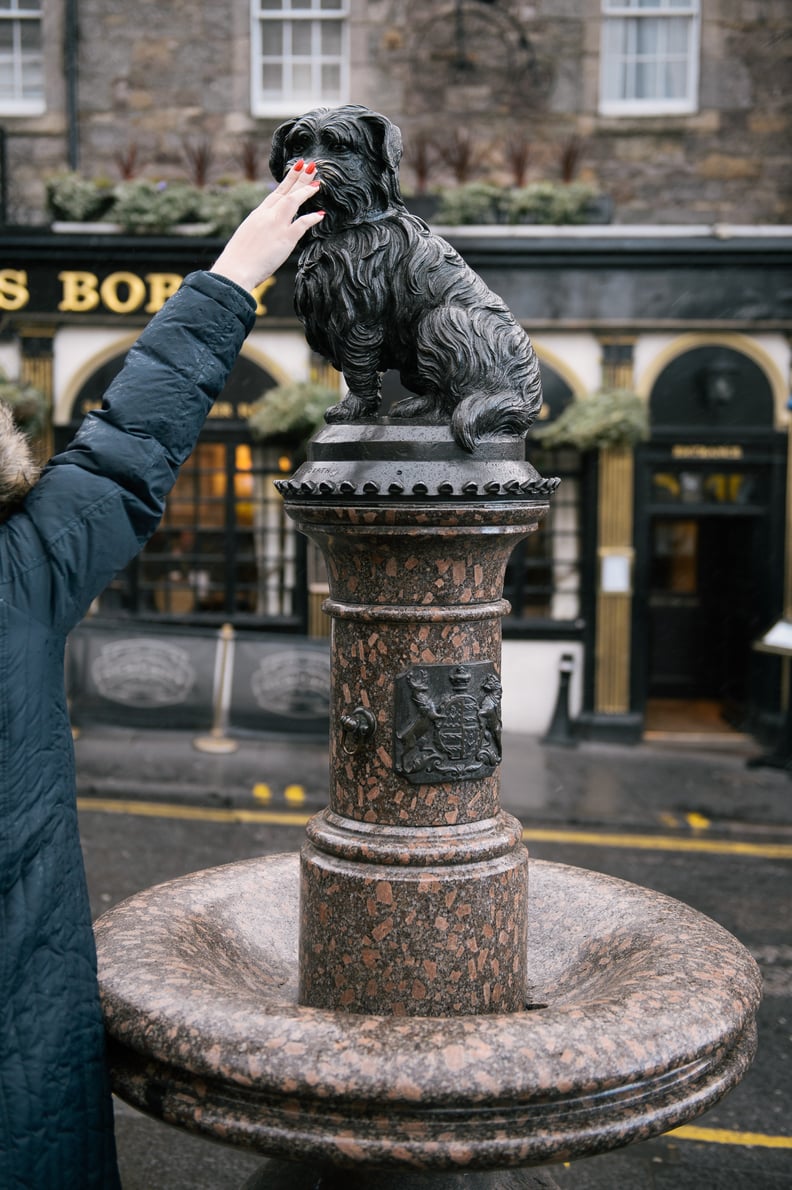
[638,444,784,739]
[646,508,762,734]
[635,343,785,740]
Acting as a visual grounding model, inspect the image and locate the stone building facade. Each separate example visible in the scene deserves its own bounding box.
[2,0,790,226]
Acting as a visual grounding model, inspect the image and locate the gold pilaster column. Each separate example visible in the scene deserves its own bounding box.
[780,354,792,710]
[600,336,636,390]
[780,385,784,623]
[593,337,637,717]
[18,324,56,458]
[595,447,635,714]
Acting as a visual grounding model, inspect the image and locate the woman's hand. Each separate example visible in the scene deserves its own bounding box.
[211,161,324,293]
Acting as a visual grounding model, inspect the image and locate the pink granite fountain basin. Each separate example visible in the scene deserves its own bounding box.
[95,851,760,1173]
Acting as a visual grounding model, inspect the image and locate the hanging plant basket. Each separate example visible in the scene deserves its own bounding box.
[533,388,649,452]
[0,373,49,438]
[245,381,340,449]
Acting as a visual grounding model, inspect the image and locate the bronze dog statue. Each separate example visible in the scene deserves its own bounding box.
[269,105,542,453]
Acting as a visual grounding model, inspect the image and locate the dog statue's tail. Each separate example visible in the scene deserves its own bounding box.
[450,383,542,453]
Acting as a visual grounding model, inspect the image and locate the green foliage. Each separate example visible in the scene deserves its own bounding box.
[435,183,507,225]
[45,170,606,234]
[0,371,49,438]
[507,181,599,225]
[533,388,649,452]
[435,180,601,226]
[112,180,206,233]
[202,182,271,238]
[45,172,274,236]
[246,381,339,444]
[45,172,115,222]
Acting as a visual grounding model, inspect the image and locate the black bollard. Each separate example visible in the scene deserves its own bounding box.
[541,651,577,747]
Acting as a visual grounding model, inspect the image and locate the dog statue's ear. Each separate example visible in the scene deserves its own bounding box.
[269,118,298,181]
[361,110,403,173]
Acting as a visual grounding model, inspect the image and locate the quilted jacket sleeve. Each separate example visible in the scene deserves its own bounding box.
[0,270,256,634]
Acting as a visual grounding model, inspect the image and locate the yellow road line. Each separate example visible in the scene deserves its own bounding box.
[522,827,792,860]
[75,798,792,859]
[76,798,310,827]
[670,1124,792,1149]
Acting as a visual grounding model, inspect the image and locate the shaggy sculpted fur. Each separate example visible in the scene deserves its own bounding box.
[0,402,39,523]
[269,105,542,452]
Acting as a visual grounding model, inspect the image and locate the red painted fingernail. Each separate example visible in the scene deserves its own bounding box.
[317,210,326,216]
[305,162,316,174]
[294,158,305,171]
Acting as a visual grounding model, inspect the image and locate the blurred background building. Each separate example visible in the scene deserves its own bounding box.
[1,0,790,744]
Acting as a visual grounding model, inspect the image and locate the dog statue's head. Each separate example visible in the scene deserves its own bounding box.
[269,105,405,232]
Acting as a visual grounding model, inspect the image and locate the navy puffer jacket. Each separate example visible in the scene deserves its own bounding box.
[0,271,256,1188]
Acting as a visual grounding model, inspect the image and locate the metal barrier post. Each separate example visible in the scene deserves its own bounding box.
[193,623,238,754]
[541,651,578,747]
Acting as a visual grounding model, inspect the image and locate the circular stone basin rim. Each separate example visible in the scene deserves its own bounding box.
[96,855,760,1109]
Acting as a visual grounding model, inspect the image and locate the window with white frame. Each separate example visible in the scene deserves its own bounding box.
[0,0,44,115]
[251,0,349,118]
[600,0,699,116]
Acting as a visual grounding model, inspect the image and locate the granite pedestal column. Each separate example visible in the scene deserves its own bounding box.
[279,423,553,1018]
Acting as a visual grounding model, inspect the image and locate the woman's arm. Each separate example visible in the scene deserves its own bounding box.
[1,165,323,631]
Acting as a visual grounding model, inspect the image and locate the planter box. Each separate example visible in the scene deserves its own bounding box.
[51,221,123,234]
[51,221,217,236]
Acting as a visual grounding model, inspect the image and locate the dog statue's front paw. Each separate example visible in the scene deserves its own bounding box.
[324,393,379,423]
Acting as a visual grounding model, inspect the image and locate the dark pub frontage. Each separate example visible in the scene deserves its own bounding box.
[2,223,790,744]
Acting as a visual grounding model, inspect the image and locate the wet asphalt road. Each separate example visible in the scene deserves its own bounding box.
[77,733,792,1189]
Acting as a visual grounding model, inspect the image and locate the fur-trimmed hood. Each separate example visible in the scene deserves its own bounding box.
[0,401,39,524]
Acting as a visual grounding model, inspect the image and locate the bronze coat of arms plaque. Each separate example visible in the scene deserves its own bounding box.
[394,662,502,784]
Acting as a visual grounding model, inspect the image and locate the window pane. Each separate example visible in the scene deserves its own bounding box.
[635,59,657,97]
[254,0,347,108]
[624,16,637,54]
[259,0,282,9]
[635,17,660,54]
[665,16,689,52]
[0,24,13,50]
[603,17,626,56]
[604,0,696,9]
[663,58,686,97]
[260,20,282,55]
[503,447,581,622]
[601,10,694,104]
[601,65,621,103]
[321,62,340,96]
[21,58,42,90]
[291,62,313,93]
[19,19,40,50]
[321,20,341,54]
[292,21,312,54]
[602,21,627,100]
[261,61,283,90]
